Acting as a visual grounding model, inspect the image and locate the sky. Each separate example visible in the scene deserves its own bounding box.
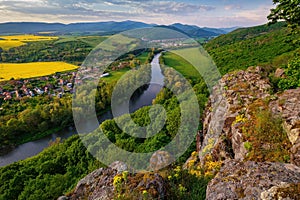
[0,0,275,27]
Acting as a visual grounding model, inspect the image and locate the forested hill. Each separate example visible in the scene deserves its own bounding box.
[0,21,234,38]
[205,22,300,75]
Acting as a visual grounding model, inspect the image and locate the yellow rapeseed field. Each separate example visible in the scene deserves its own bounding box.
[0,35,59,50]
[0,62,78,81]
[0,40,25,50]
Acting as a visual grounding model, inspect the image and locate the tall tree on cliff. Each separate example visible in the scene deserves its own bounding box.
[268,0,300,31]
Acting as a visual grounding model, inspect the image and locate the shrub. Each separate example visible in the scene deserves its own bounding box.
[278,57,300,90]
[242,108,292,162]
[244,141,253,151]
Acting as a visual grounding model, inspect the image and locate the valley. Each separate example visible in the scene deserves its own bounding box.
[0,2,299,198]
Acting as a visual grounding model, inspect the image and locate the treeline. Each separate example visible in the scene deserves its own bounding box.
[0,96,72,150]
[0,40,91,64]
[204,21,300,93]
[206,22,287,47]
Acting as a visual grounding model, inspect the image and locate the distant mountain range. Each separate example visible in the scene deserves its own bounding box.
[0,20,239,38]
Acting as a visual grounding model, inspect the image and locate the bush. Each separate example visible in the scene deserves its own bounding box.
[278,57,300,90]
[166,166,209,200]
[242,106,292,163]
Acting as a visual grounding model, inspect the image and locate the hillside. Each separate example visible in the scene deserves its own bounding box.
[170,23,223,38]
[0,22,66,34]
[0,21,150,35]
[0,21,230,38]
[205,22,300,74]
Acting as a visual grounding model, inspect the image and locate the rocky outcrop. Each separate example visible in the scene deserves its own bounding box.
[109,161,129,173]
[61,161,167,200]
[63,162,128,200]
[199,66,300,165]
[201,66,300,199]
[126,172,167,200]
[274,68,285,78]
[269,88,300,167]
[67,167,117,200]
[206,160,300,200]
[199,66,272,162]
[150,150,174,171]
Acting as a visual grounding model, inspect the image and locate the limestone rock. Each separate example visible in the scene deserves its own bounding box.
[274,68,285,78]
[199,66,300,167]
[67,168,117,200]
[150,150,174,171]
[57,196,68,200]
[206,160,300,200]
[109,161,128,173]
[132,173,167,200]
[269,88,300,167]
[261,182,300,200]
[63,164,167,200]
[196,66,300,199]
[199,67,272,163]
[291,142,300,168]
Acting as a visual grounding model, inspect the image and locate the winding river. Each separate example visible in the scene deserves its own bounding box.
[0,53,164,167]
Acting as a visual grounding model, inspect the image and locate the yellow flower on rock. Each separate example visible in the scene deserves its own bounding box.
[142,190,148,195]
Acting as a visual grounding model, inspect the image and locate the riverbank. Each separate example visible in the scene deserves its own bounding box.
[0,126,64,156]
[0,103,113,156]
[0,53,164,167]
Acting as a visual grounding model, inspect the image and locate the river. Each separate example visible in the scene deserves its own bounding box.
[0,53,164,167]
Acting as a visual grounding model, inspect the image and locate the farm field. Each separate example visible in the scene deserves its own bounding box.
[0,35,59,50]
[136,51,150,64]
[0,40,25,50]
[162,47,221,86]
[162,48,203,81]
[0,62,78,81]
[98,34,137,51]
[102,67,131,83]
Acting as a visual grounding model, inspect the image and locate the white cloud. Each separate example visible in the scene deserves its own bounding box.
[224,4,242,11]
[234,5,271,23]
[0,0,274,27]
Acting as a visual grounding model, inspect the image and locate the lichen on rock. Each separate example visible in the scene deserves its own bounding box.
[199,66,273,164]
[206,160,300,200]
[63,161,167,200]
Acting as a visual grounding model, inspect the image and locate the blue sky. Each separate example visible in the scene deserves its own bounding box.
[0,0,275,27]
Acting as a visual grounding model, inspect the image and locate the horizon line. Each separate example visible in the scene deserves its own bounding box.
[0,20,249,29]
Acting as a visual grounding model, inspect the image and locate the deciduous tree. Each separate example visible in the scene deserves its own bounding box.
[268,0,300,31]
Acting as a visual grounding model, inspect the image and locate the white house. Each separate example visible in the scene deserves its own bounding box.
[100,73,110,78]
